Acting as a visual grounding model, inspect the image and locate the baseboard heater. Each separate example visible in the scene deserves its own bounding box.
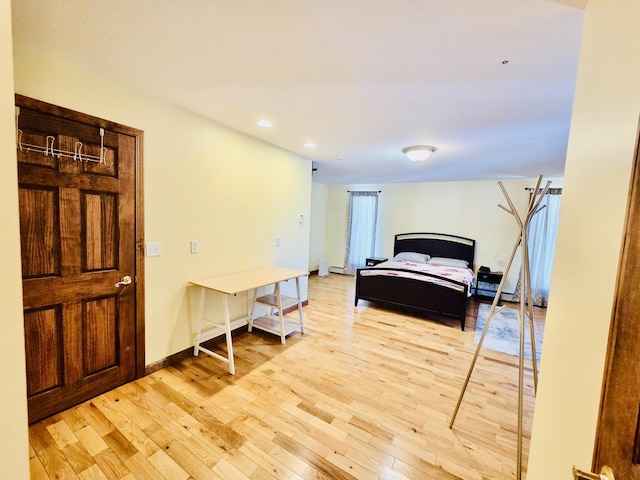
[330,266,353,275]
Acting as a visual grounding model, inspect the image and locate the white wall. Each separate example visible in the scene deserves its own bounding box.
[528,0,640,476]
[12,43,312,366]
[322,179,558,293]
[4,1,637,478]
[0,0,30,476]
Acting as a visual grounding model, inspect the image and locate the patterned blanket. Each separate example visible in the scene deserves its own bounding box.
[359,260,475,296]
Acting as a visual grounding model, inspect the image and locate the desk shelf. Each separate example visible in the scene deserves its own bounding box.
[254,293,299,309]
[250,280,305,344]
[252,315,302,338]
[190,267,308,374]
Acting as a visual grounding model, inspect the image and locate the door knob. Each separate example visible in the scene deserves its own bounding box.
[573,465,615,480]
[115,275,132,287]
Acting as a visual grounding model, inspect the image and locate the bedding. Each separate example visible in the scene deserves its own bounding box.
[391,251,430,263]
[354,232,476,330]
[360,259,475,295]
[427,257,470,268]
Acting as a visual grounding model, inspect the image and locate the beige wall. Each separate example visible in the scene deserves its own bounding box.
[321,179,558,293]
[309,182,328,271]
[12,44,312,365]
[3,1,638,478]
[528,0,640,476]
[0,0,30,477]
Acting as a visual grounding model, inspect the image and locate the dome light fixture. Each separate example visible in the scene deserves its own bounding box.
[402,145,436,163]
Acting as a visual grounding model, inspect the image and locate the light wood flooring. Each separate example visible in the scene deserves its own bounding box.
[29,273,544,479]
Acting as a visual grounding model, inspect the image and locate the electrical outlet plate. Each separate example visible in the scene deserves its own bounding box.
[146,242,161,257]
[191,240,199,254]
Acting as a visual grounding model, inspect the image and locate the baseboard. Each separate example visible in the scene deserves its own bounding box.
[144,299,308,376]
[329,266,354,276]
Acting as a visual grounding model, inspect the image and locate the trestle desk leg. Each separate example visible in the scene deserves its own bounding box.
[193,287,207,356]
[223,294,235,375]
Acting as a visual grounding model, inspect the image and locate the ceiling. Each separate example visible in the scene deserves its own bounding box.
[11,0,584,185]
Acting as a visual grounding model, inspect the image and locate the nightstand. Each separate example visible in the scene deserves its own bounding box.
[365,257,388,267]
[475,271,503,300]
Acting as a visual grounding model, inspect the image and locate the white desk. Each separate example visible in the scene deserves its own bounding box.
[189,266,308,374]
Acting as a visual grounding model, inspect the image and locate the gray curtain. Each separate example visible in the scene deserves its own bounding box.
[512,188,562,307]
[344,191,379,275]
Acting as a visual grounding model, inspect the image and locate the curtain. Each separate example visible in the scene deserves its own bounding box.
[344,191,379,275]
[513,188,562,307]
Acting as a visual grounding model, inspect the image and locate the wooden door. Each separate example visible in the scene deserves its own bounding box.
[15,95,144,424]
[590,129,640,478]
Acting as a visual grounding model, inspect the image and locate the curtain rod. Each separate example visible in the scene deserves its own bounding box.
[525,187,562,193]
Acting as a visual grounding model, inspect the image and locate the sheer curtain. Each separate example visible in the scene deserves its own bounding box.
[513,189,562,307]
[344,191,379,275]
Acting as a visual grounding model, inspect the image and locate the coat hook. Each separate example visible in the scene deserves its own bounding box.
[99,128,106,165]
[45,136,55,157]
[74,142,83,162]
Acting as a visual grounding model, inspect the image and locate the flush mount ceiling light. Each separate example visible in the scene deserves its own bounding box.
[257,119,273,128]
[402,145,437,163]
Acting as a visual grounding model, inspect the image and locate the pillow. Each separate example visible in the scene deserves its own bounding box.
[392,251,430,263]
[427,257,469,268]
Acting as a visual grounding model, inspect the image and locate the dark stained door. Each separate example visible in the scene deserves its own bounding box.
[591,131,640,478]
[16,95,143,423]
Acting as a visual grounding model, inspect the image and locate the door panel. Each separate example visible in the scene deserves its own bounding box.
[23,305,63,396]
[18,186,59,278]
[16,95,143,423]
[82,191,118,271]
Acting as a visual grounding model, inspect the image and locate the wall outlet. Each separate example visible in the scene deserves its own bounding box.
[190,240,199,254]
[146,242,161,257]
[275,237,280,247]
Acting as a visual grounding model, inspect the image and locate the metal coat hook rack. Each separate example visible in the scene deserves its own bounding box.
[449,174,550,480]
[15,107,111,166]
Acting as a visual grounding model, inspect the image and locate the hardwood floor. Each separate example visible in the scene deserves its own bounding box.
[29,273,544,479]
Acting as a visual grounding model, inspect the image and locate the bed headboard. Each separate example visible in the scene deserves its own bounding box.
[393,232,476,268]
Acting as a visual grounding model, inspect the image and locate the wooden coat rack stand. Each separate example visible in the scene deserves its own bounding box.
[449,175,550,480]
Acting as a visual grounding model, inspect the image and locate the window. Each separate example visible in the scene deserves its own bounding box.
[343,191,379,275]
[513,188,562,307]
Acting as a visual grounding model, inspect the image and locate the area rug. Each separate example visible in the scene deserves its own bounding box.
[474,303,542,361]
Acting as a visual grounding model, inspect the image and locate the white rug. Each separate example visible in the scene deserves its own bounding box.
[474,303,542,361]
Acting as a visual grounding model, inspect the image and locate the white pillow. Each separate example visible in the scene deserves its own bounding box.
[393,252,430,263]
[428,257,469,268]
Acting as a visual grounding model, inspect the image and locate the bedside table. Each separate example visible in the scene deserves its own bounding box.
[475,271,503,300]
[366,257,388,267]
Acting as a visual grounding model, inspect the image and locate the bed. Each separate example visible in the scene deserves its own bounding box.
[354,232,476,330]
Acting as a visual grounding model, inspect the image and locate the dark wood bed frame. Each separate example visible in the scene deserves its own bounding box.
[354,232,476,330]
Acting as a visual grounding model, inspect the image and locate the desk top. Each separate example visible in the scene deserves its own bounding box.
[189,266,308,295]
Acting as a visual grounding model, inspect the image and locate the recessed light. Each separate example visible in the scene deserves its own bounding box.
[257,119,273,128]
[304,142,316,148]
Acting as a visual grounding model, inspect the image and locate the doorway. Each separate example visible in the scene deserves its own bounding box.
[590,128,640,478]
[15,95,145,423]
